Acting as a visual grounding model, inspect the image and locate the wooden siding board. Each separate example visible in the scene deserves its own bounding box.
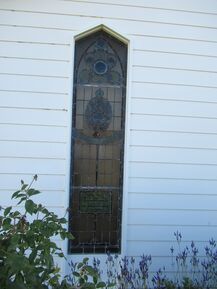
[131,98,217,119]
[0,141,66,159]
[0,91,68,110]
[134,36,217,57]
[0,124,67,142]
[0,107,68,126]
[131,114,217,134]
[133,66,217,87]
[0,26,74,44]
[130,130,217,150]
[130,146,217,165]
[133,50,217,73]
[128,209,217,226]
[0,174,65,191]
[128,193,217,211]
[129,178,217,195]
[0,42,70,60]
[129,163,217,180]
[0,190,66,207]
[127,225,217,242]
[132,82,217,103]
[63,0,217,15]
[0,74,68,93]
[0,58,70,77]
[0,158,65,174]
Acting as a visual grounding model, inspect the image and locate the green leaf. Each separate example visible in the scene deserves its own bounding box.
[79,278,85,285]
[82,283,95,289]
[10,235,20,247]
[11,190,21,199]
[42,208,49,215]
[25,199,35,215]
[85,266,97,277]
[73,272,80,277]
[83,257,89,264]
[93,276,98,284]
[21,184,28,191]
[4,206,12,217]
[57,252,65,258]
[17,197,27,205]
[60,232,66,240]
[77,262,83,269]
[2,217,11,229]
[50,241,58,249]
[6,254,29,273]
[13,211,21,217]
[62,231,74,240]
[107,283,116,287]
[59,217,67,224]
[27,189,41,197]
[96,282,106,288]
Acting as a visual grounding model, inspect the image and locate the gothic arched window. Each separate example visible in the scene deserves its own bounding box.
[69,29,127,253]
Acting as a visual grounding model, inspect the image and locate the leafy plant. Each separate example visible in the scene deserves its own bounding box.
[68,257,106,289]
[0,175,73,289]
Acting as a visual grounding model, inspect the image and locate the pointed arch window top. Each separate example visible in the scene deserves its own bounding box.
[76,32,127,86]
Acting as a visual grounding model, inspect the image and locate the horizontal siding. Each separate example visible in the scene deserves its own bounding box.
[128,209,217,226]
[0,158,66,174]
[1,1,217,27]
[0,91,68,110]
[131,114,217,133]
[130,130,217,149]
[133,50,217,73]
[0,57,70,77]
[0,190,66,208]
[134,36,217,57]
[0,74,68,93]
[63,0,217,15]
[129,163,217,180]
[0,0,217,277]
[0,26,74,44]
[133,66,217,87]
[0,141,66,159]
[1,16,216,42]
[0,41,70,60]
[129,178,217,195]
[131,98,217,118]
[128,193,217,211]
[132,82,217,102]
[0,108,67,126]
[127,226,217,242]
[0,124,67,142]
[130,146,217,165]
[0,174,65,191]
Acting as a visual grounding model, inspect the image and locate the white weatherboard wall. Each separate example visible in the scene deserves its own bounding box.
[1,0,217,276]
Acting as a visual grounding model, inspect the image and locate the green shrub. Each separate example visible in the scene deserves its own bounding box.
[0,175,73,289]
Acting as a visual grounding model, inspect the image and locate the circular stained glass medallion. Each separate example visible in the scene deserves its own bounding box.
[94,60,108,75]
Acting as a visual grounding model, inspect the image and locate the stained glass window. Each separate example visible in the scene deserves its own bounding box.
[69,30,127,253]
